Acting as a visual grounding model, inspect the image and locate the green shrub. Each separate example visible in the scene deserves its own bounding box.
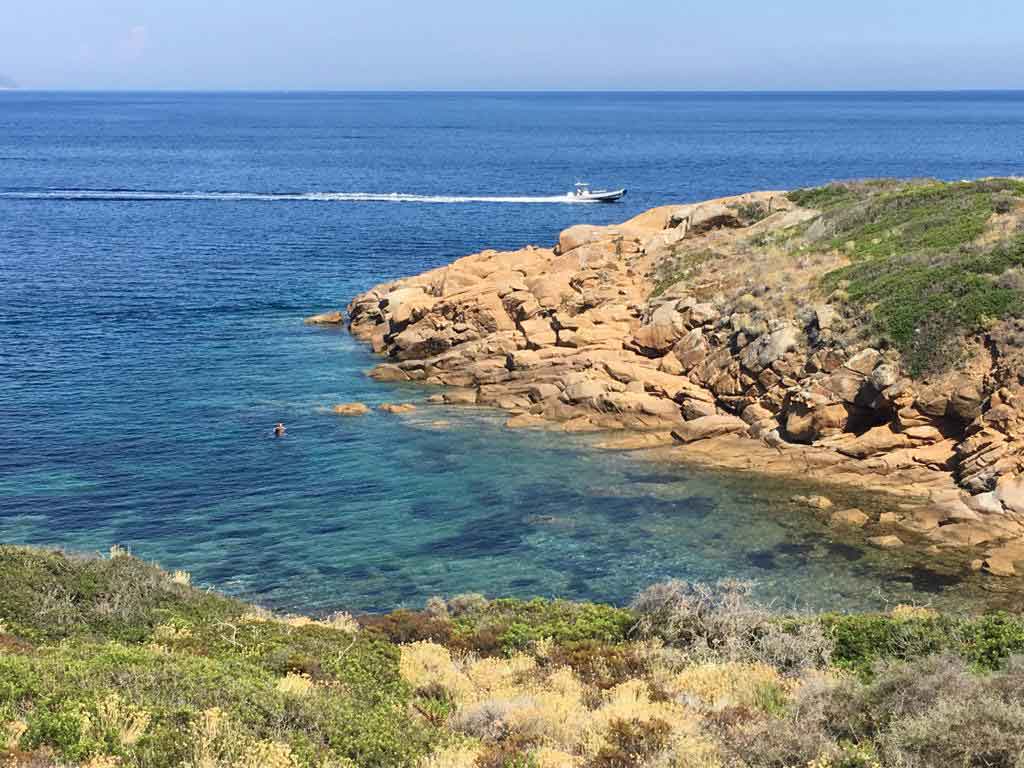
[359,609,453,645]
[958,611,1024,670]
[447,597,635,654]
[822,611,1024,676]
[709,710,837,768]
[474,734,540,768]
[0,634,432,767]
[732,201,770,224]
[0,546,245,643]
[796,179,1024,374]
[649,248,716,298]
[542,640,648,689]
[822,613,953,676]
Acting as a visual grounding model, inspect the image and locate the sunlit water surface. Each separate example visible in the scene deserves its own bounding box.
[4,91,1024,612]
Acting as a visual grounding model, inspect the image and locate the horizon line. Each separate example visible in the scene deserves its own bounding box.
[3,87,1024,95]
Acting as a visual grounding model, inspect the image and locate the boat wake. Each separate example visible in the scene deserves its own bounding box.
[0,188,600,204]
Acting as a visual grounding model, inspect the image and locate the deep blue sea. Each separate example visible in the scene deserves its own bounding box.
[3,91,1024,614]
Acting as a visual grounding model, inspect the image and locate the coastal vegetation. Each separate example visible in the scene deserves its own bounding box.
[789,178,1024,374]
[5,547,1024,767]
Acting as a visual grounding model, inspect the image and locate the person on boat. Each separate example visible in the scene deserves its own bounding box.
[274,422,286,437]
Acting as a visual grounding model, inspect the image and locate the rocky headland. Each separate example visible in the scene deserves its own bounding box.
[339,178,1024,576]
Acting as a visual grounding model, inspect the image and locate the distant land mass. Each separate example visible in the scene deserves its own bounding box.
[0,74,18,89]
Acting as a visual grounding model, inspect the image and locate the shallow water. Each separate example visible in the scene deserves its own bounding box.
[4,91,1024,613]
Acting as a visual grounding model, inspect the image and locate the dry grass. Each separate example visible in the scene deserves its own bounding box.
[400,642,718,766]
[91,692,152,748]
[3,721,27,751]
[182,708,302,768]
[418,744,481,768]
[275,672,315,698]
[666,662,785,711]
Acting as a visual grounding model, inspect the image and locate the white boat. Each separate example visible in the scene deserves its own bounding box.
[571,181,626,203]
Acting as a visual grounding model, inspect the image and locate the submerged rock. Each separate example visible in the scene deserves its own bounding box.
[378,403,417,414]
[332,403,370,416]
[793,495,834,511]
[831,508,869,527]
[868,535,904,550]
[304,310,343,324]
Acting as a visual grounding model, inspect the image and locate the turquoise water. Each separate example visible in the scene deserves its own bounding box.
[4,91,1024,613]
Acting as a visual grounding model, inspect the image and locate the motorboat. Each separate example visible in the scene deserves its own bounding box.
[571,182,626,203]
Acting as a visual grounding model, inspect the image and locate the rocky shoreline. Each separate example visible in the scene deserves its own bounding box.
[333,182,1024,577]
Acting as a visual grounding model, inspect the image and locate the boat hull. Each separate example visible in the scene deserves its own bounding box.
[575,188,626,203]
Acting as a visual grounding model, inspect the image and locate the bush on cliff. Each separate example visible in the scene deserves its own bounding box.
[789,178,1024,373]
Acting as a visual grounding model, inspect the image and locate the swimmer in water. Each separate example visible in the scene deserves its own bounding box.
[274,422,286,437]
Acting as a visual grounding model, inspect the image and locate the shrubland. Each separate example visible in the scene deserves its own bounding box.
[4,547,1024,767]
[788,178,1024,374]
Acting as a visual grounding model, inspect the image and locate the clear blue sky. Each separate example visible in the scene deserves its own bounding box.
[4,0,1023,90]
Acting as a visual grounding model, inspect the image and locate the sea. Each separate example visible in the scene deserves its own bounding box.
[2,91,1024,614]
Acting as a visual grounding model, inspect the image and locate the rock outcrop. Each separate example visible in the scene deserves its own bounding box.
[304,310,344,325]
[341,189,1024,574]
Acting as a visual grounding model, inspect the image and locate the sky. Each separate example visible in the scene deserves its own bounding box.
[3,0,1023,91]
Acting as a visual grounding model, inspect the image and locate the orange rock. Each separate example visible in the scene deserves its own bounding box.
[378,403,417,414]
[332,403,370,416]
[304,310,343,324]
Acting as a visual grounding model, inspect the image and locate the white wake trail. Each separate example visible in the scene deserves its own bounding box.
[0,189,597,204]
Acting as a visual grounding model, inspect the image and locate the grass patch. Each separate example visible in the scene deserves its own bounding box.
[790,178,1024,374]
[822,611,1024,677]
[649,248,717,298]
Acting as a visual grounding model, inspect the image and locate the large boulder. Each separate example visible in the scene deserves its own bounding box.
[738,324,798,374]
[519,316,558,348]
[996,475,1024,522]
[392,321,454,360]
[383,287,435,329]
[631,303,687,355]
[526,273,574,310]
[449,291,517,335]
[332,403,370,416]
[844,348,882,376]
[556,224,610,255]
[818,425,913,459]
[687,202,742,233]
[950,381,984,422]
[682,398,718,421]
[825,369,867,404]
[597,391,682,420]
[784,394,850,443]
[671,414,748,444]
[561,377,612,404]
[671,329,709,371]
